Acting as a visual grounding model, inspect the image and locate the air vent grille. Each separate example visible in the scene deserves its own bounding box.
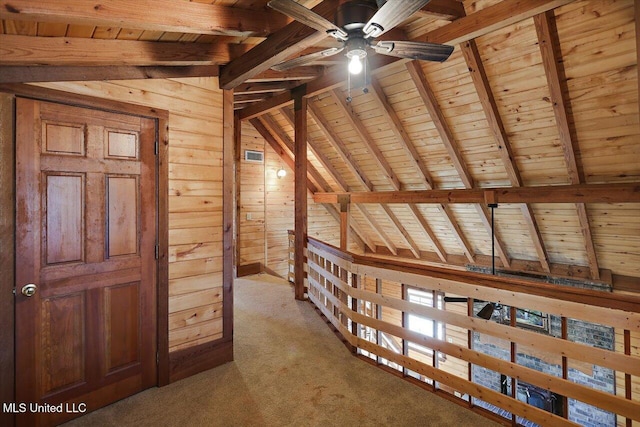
[244,150,264,163]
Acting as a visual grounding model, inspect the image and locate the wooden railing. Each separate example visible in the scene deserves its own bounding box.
[303,236,640,427]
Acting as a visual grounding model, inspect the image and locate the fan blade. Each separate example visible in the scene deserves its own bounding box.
[373,40,454,62]
[268,0,348,40]
[363,0,432,38]
[271,47,344,71]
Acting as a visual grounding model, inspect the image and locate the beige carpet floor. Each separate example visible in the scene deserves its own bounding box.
[65,273,500,427]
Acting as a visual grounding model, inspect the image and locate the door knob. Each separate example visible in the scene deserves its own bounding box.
[21,284,37,297]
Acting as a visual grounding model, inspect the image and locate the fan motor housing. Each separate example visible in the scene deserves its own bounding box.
[336,0,378,32]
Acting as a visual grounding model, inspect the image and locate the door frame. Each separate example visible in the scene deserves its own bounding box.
[0,84,170,427]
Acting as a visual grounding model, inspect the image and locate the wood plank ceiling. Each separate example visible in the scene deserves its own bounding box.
[1,0,638,288]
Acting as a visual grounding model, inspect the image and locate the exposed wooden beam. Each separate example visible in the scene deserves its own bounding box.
[637,1,640,129]
[280,107,349,192]
[313,183,640,205]
[381,205,421,258]
[368,76,451,263]
[322,203,369,252]
[279,107,376,252]
[249,117,318,194]
[407,205,448,263]
[0,65,219,83]
[0,0,287,37]
[440,204,475,264]
[235,81,303,95]
[368,76,434,190]
[0,34,231,66]
[406,60,473,188]
[258,113,331,192]
[219,0,338,89]
[233,93,270,103]
[407,59,510,264]
[355,205,398,256]
[294,89,308,300]
[422,0,574,46]
[460,40,550,272]
[307,101,373,191]
[222,89,235,339]
[238,91,293,121]
[246,67,323,83]
[534,10,599,280]
[417,0,466,21]
[328,89,402,191]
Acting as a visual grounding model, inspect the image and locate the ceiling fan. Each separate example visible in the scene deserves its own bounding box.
[267,0,454,74]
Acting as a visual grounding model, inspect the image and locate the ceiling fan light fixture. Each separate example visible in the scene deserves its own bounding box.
[346,37,368,75]
[348,54,364,74]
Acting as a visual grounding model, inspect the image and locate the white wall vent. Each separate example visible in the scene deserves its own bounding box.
[244,150,264,163]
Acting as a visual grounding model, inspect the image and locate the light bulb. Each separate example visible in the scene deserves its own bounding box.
[348,55,363,75]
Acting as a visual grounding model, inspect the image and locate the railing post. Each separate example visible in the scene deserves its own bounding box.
[338,194,350,251]
[293,86,307,300]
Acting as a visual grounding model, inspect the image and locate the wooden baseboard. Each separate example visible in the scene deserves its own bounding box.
[169,338,233,383]
[237,263,262,277]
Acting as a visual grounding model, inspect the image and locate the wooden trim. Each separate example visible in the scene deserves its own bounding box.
[237,263,262,277]
[417,0,466,20]
[169,339,233,383]
[234,113,242,275]
[0,65,219,84]
[313,183,640,205]
[0,34,233,66]
[293,89,308,300]
[0,92,15,427]
[156,113,170,387]
[223,89,235,341]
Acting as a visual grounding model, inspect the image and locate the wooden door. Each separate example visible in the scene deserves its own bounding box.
[15,98,157,426]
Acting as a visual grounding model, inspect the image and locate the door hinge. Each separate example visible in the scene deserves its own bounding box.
[154,138,159,155]
[155,244,159,260]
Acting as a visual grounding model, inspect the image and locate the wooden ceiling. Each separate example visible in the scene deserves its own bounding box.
[1,0,639,288]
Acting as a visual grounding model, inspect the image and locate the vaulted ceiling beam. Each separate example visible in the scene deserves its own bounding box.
[368,76,447,262]
[0,65,219,84]
[416,0,466,21]
[0,0,286,37]
[308,100,398,255]
[249,117,320,193]
[313,183,640,205]
[235,81,304,95]
[328,89,401,191]
[308,101,374,192]
[258,113,332,192]
[245,67,323,83]
[279,107,376,252]
[407,60,507,265]
[219,0,338,89]
[422,0,575,46]
[461,40,551,273]
[534,10,600,280]
[0,34,231,66]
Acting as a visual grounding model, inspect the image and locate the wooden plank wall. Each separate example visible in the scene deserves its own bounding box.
[34,78,225,353]
[238,121,359,278]
[239,121,266,269]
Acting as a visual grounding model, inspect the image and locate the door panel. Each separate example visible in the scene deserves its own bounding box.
[15,98,157,426]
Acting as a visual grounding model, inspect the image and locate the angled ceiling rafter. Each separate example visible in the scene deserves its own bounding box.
[307,100,400,255]
[279,107,377,252]
[461,39,551,273]
[249,116,368,250]
[328,88,422,258]
[406,60,511,267]
[368,76,448,262]
[0,0,287,37]
[534,10,600,280]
